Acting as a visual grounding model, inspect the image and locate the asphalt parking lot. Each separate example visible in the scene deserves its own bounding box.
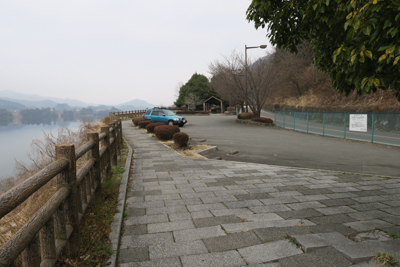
[181,114,400,177]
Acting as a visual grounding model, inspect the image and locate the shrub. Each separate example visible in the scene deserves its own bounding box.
[138,120,153,129]
[133,117,148,126]
[146,122,165,133]
[154,125,180,141]
[173,132,189,148]
[251,117,274,124]
[238,112,255,120]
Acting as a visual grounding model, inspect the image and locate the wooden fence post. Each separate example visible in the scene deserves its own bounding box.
[118,119,123,149]
[88,132,101,192]
[109,122,118,166]
[21,237,40,267]
[55,144,79,258]
[100,126,112,180]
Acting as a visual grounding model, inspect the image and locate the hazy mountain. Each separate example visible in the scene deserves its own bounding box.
[117,99,155,111]
[0,97,61,109]
[0,99,27,110]
[0,90,90,107]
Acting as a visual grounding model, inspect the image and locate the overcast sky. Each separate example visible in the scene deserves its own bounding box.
[0,1,273,106]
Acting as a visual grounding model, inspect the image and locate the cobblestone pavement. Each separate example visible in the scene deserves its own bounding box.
[117,121,400,267]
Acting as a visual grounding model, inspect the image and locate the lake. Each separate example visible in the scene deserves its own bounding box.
[0,121,82,180]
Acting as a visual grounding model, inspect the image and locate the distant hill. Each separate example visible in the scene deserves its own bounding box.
[0,90,90,107]
[0,99,26,111]
[117,99,155,111]
[0,97,61,109]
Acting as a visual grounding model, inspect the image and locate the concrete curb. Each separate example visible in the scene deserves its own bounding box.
[105,138,133,267]
[195,146,218,159]
[236,119,274,127]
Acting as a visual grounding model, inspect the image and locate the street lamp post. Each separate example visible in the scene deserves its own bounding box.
[244,44,267,113]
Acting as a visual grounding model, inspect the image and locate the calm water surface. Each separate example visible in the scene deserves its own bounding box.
[0,121,81,180]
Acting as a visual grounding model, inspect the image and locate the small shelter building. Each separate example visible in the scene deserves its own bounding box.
[203,96,224,113]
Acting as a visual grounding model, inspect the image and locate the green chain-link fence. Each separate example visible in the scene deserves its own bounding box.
[274,110,400,147]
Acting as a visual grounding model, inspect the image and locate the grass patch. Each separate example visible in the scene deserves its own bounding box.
[58,140,128,266]
[373,252,399,266]
[285,234,302,249]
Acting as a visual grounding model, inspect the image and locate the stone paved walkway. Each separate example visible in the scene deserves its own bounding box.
[117,121,400,267]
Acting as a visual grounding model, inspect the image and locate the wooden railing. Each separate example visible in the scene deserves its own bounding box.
[110,110,146,119]
[0,119,123,266]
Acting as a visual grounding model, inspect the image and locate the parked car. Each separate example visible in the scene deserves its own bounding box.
[143,108,187,127]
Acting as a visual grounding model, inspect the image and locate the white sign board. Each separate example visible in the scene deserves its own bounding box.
[349,114,368,132]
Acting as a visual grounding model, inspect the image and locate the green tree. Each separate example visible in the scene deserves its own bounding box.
[247,0,400,100]
[174,73,216,107]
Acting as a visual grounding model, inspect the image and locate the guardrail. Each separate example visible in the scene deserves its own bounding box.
[110,110,146,119]
[0,119,123,266]
[274,110,400,147]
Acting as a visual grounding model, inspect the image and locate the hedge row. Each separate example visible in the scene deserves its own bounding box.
[138,120,153,128]
[237,112,255,120]
[173,132,189,148]
[146,122,165,133]
[133,117,149,126]
[154,125,180,141]
[251,117,273,124]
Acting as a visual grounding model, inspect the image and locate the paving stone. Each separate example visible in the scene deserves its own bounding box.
[210,208,254,217]
[126,207,146,217]
[324,192,359,199]
[119,257,182,267]
[287,201,326,210]
[276,209,323,219]
[269,191,303,198]
[380,215,400,225]
[193,215,242,228]
[128,190,162,197]
[260,196,299,205]
[352,196,388,203]
[238,213,284,222]
[333,240,390,263]
[344,219,393,232]
[222,219,315,233]
[238,240,302,265]
[308,214,357,224]
[330,187,360,193]
[352,190,386,197]
[181,250,246,267]
[315,206,357,215]
[146,206,188,215]
[121,232,174,249]
[318,198,358,207]
[126,214,168,225]
[203,231,262,252]
[224,200,264,209]
[190,210,214,219]
[235,193,271,200]
[124,224,147,236]
[147,220,195,233]
[293,232,355,252]
[254,226,311,242]
[149,240,208,259]
[350,202,390,211]
[119,247,149,263]
[174,226,226,242]
[382,207,400,216]
[348,210,390,220]
[293,194,329,202]
[276,185,308,192]
[187,203,227,212]
[200,195,238,204]
[168,212,192,222]
[206,181,237,187]
[278,246,353,267]
[249,204,291,213]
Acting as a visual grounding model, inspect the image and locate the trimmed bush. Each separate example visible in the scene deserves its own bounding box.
[173,132,189,148]
[238,112,255,120]
[251,117,274,124]
[138,120,153,129]
[133,117,148,126]
[154,125,180,141]
[146,122,165,133]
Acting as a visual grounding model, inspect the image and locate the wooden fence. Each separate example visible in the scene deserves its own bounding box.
[0,119,123,266]
[110,110,146,119]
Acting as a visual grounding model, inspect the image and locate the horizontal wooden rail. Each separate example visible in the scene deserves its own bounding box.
[75,141,95,160]
[0,159,68,219]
